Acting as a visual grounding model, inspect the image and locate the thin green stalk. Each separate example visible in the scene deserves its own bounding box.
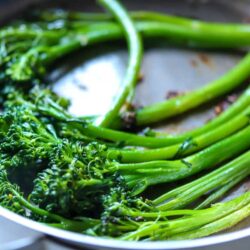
[8,18,250,49]
[96,0,143,128]
[111,106,250,162]
[29,19,250,50]
[153,86,250,140]
[9,21,250,129]
[170,204,250,240]
[136,52,250,126]
[75,123,182,148]
[70,20,250,49]
[196,173,248,209]
[118,207,199,219]
[162,193,250,239]
[121,126,250,190]
[38,23,250,132]
[65,86,250,148]
[17,21,250,129]
[32,27,249,139]
[9,189,98,232]
[121,191,250,240]
[37,9,250,47]
[0,27,67,41]
[13,91,185,149]
[27,89,185,148]
[153,151,250,210]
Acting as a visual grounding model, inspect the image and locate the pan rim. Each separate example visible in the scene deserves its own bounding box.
[1,206,250,249]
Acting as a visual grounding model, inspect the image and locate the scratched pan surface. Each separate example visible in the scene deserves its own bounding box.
[1,0,250,249]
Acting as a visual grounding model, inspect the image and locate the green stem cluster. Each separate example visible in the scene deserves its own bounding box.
[111,104,250,162]
[118,126,250,190]
[120,191,250,240]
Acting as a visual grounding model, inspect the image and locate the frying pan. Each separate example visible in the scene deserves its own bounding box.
[1,0,250,249]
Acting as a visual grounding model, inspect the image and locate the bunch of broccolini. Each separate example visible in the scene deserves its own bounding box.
[1,0,250,241]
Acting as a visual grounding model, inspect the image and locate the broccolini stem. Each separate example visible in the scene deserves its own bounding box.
[122,126,250,190]
[22,25,124,67]
[121,191,250,240]
[5,17,250,81]
[33,85,249,152]
[136,52,250,126]
[12,189,64,222]
[111,106,250,162]
[44,20,250,49]
[0,27,67,42]
[9,189,99,232]
[75,123,182,148]
[153,151,250,210]
[169,202,250,240]
[96,0,143,128]
[38,10,250,48]
[25,84,250,160]
[195,173,248,209]
[152,86,250,140]
[8,22,250,128]
[21,22,250,129]
[118,207,199,219]
[69,86,250,148]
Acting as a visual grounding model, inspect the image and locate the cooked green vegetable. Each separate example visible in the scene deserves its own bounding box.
[154,151,250,210]
[0,167,101,232]
[120,191,250,240]
[120,126,250,189]
[110,106,250,162]
[60,86,250,148]
[135,53,250,126]
[1,0,250,242]
[96,0,143,128]
[38,9,250,48]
